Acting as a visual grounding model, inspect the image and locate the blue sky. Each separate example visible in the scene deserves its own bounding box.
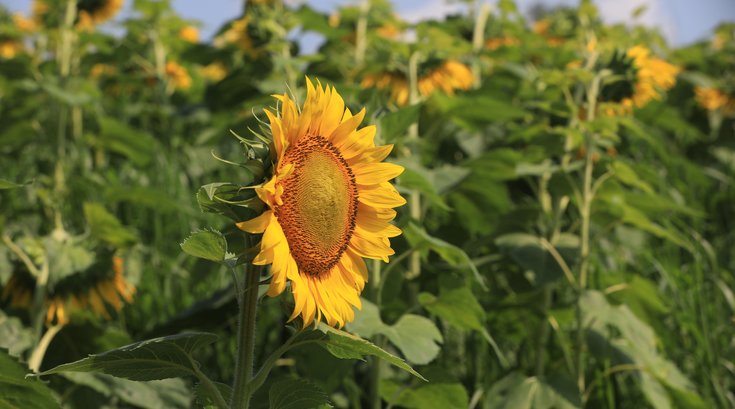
[4,0,734,48]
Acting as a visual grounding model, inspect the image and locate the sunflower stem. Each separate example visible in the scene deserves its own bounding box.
[471,2,490,88]
[230,263,261,409]
[575,71,602,400]
[406,50,422,280]
[369,259,384,409]
[355,0,369,66]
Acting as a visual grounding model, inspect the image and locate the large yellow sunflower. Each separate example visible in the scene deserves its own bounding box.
[236,79,405,328]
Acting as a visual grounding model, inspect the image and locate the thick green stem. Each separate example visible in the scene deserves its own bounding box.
[576,73,601,397]
[355,0,369,66]
[471,3,490,88]
[28,323,64,373]
[369,259,383,409]
[406,51,422,280]
[230,264,261,409]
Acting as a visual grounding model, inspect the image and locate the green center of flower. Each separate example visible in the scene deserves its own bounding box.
[276,135,358,277]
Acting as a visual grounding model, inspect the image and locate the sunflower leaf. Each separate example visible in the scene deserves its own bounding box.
[269,377,332,409]
[311,323,426,381]
[181,230,228,263]
[37,332,218,381]
[348,299,442,365]
[0,348,60,409]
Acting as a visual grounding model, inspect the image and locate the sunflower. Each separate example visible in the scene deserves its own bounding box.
[179,25,200,43]
[1,255,135,325]
[0,40,22,59]
[361,60,473,106]
[694,87,734,114]
[624,46,680,108]
[13,13,38,33]
[200,62,228,82]
[165,61,192,90]
[214,16,261,59]
[236,79,405,327]
[77,0,123,26]
[485,36,519,51]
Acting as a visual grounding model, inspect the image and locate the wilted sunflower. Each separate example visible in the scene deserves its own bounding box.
[1,255,135,325]
[236,79,405,327]
[361,60,473,106]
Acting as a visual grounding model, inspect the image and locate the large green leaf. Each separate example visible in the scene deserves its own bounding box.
[404,223,486,288]
[0,311,34,357]
[581,291,705,409]
[418,287,485,331]
[347,299,442,365]
[0,348,60,409]
[94,117,157,166]
[269,378,332,409]
[381,380,468,409]
[485,372,581,409]
[379,104,421,143]
[195,381,232,409]
[38,332,218,381]
[84,202,137,247]
[495,233,578,286]
[308,323,426,380]
[62,372,191,409]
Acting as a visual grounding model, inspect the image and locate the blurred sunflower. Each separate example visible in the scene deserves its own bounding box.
[214,16,261,59]
[1,255,135,325]
[32,0,123,30]
[13,13,38,32]
[600,46,680,116]
[485,36,519,51]
[532,18,565,47]
[165,61,192,90]
[695,87,735,114]
[0,40,23,59]
[625,46,680,108]
[361,60,473,106]
[179,25,199,43]
[200,62,228,82]
[236,79,405,327]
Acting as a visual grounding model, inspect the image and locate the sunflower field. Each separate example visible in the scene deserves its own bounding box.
[1,0,734,408]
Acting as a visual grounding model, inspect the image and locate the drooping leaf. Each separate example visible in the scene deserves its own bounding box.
[381,380,468,409]
[485,372,581,409]
[308,323,426,380]
[38,332,218,381]
[269,377,332,409]
[0,348,60,409]
[84,202,137,247]
[404,223,486,289]
[348,299,442,365]
[581,291,705,409]
[62,372,191,409]
[94,117,157,166]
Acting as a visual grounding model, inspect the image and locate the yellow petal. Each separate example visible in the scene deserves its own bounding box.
[352,162,404,185]
[236,211,273,234]
[358,183,407,208]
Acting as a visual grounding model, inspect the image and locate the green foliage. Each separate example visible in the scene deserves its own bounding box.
[39,332,218,381]
[0,349,60,409]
